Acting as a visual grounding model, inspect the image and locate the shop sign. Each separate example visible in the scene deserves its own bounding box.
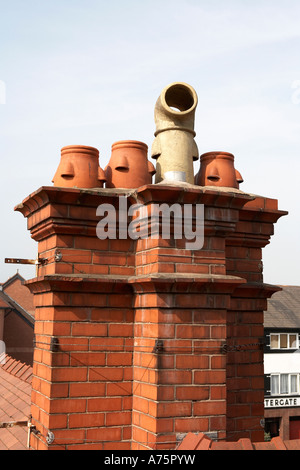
[264,396,300,408]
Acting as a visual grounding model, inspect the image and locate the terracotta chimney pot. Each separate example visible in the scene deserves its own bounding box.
[52,145,106,189]
[105,140,155,188]
[195,151,243,189]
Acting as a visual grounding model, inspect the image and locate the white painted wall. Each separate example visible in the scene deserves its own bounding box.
[264,352,300,374]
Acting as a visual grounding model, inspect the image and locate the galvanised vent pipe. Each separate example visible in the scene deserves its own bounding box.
[151,82,199,184]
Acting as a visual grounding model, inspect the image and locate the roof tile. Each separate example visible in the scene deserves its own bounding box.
[0,355,32,450]
[177,432,300,450]
[264,286,300,328]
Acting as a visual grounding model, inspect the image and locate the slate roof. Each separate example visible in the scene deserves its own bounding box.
[0,355,32,450]
[264,286,300,329]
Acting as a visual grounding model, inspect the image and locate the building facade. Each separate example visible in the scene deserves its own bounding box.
[0,273,35,365]
[264,286,300,440]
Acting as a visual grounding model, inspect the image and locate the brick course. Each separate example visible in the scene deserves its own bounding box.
[15,184,286,449]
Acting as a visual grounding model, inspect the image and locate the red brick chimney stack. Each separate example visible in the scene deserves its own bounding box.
[15,83,287,450]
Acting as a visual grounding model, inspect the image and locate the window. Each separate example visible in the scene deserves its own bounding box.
[271,374,279,395]
[270,334,279,349]
[270,374,300,396]
[290,335,298,348]
[280,374,289,394]
[291,375,298,394]
[280,334,288,348]
[270,333,299,350]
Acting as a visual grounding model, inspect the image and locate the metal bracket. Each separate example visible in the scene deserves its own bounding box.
[50,337,59,353]
[5,257,47,266]
[54,250,62,262]
[221,343,244,353]
[221,341,265,353]
[153,339,164,353]
[0,420,28,429]
[46,431,55,445]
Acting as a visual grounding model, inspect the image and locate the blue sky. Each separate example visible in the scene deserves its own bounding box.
[0,0,299,285]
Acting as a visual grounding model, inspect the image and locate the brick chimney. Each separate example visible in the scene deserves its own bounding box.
[15,84,287,450]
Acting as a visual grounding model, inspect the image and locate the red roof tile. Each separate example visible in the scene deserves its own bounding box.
[0,355,32,450]
[0,297,10,308]
[177,432,300,450]
[1,273,35,317]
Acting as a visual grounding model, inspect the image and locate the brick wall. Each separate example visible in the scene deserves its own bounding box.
[225,197,285,441]
[15,184,286,449]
